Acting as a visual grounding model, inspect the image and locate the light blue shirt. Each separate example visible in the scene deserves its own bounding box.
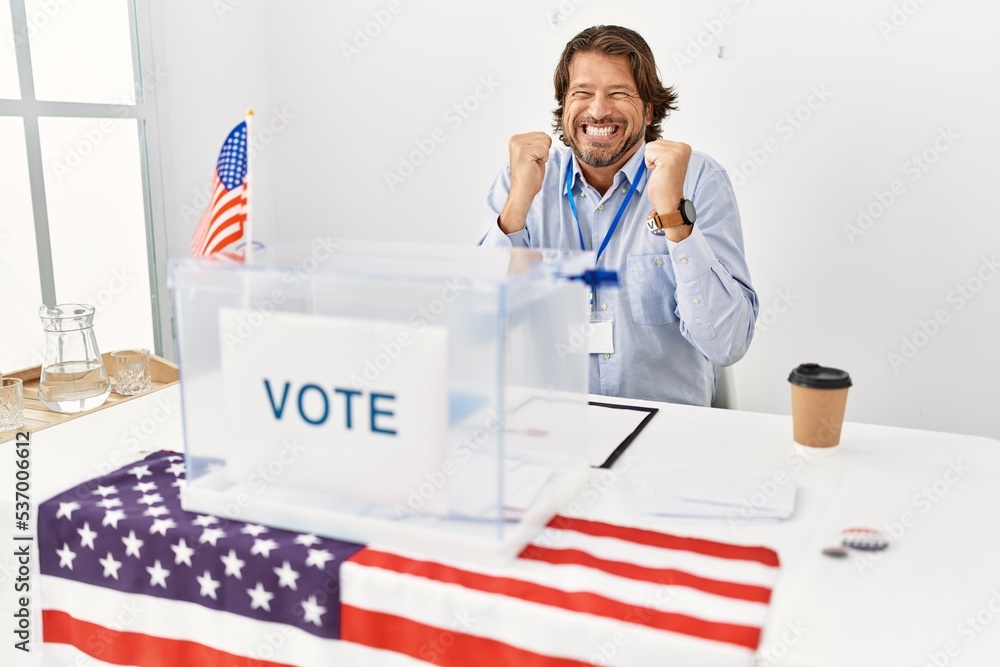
[478,143,758,406]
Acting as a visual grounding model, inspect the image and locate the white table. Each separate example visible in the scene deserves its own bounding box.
[3,386,999,666]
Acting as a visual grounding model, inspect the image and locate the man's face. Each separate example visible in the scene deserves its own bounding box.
[562,51,651,169]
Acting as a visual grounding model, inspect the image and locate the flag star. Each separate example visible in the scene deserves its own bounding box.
[197,571,221,599]
[146,560,170,588]
[99,552,123,579]
[77,522,98,550]
[138,493,164,506]
[103,508,126,529]
[92,485,118,497]
[56,543,76,570]
[166,454,183,462]
[97,497,122,509]
[241,524,268,537]
[301,594,326,626]
[166,461,186,477]
[221,549,246,579]
[250,538,279,558]
[172,479,186,489]
[122,530,144,558]
[128,465,151,479]
[56,501,81,520]
[305,549,334,569]
[144,506,170,517]
[150,518,177,536]
[192,514,219,527]
[171,538,196,566]
[246,582,275,611]
[133,481,157,493]
[294,534,321,547]
[273,561,300,590]
[199,527,226,547]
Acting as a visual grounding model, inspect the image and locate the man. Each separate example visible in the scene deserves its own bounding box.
[478,25,757,406]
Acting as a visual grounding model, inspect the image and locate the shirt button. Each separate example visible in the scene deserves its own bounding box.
[598,255,604,262]
[598,204,604,211]
[603,353,611,360]
[692,297,701,305]
[581,192,587,198]
[600,303,607,311]
[655,258,663,266]
[621,187,628,194]
[680,258,689,265]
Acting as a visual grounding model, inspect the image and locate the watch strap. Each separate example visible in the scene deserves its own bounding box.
[646,209,687,234]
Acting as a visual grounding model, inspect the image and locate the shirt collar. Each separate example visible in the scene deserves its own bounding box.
[567,141,648,196]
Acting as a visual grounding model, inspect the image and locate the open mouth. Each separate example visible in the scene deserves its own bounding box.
[580,124,622,141]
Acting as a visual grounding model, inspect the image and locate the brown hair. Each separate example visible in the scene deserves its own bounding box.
[552,25,678,145]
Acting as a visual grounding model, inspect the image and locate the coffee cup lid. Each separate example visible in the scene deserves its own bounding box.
[788,363,852,389]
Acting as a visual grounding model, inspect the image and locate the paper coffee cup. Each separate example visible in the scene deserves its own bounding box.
[788,363,852,447]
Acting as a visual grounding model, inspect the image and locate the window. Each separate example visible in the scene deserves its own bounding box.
[0,0,166,373]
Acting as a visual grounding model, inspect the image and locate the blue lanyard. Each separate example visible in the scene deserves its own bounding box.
[565,156,646,263]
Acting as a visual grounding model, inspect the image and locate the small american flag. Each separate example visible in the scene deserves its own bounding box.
[191,120,249,262]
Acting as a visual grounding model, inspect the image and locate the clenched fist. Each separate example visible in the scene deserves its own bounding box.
[644,140,692,216]
[499,132,552,234]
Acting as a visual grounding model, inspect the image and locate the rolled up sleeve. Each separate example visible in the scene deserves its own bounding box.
[668,169,758,366]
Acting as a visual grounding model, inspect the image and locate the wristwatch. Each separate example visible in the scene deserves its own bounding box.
[646,199,697,235]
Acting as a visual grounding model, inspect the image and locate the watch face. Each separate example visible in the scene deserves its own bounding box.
[681,199,697,225]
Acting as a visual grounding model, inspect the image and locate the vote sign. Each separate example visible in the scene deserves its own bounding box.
[218,308,449,511]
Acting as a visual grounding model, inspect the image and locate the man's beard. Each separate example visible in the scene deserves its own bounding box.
[567,119,645,169]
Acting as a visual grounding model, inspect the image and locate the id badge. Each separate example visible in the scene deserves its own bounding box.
[587,320,614,355]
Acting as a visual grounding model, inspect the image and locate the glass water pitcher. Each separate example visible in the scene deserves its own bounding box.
[38,304,110,413]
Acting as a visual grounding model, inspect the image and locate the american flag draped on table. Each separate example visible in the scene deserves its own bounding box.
[39,451,780,666]
[190,119,250,262]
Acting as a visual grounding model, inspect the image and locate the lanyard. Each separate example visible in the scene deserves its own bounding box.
[565,156,646,262]
[565,156,645,308]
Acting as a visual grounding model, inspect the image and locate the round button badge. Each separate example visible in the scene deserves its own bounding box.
[840,527,890,552]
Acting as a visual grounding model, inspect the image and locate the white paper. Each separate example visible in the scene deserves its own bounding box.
[446,454,552,518]
[640,470,796,521]
[587,320,614,354]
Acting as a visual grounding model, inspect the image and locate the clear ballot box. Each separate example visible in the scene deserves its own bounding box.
[168,240,593,562]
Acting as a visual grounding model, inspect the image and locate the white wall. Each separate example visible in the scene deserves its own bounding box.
[149,0,274,266]
[152,0,1000,439]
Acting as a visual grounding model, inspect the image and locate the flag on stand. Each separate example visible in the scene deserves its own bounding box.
[191,118,251,263]
[38,451,780,666]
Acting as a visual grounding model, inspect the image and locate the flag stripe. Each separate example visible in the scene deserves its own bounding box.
[43,609,296,667]
[208,173,231,211]
[205,216,246,255]
[388,547,770,627]
[342,606,593,667]
[547,516,781,567]
[209,189,246,226]
[520,544,772,603]
[348,549,762,649]
[41,575,423,667]
[530,526,778,587]
[341,559,757,665]
[202,190,246,247]
[208,177,228,210]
